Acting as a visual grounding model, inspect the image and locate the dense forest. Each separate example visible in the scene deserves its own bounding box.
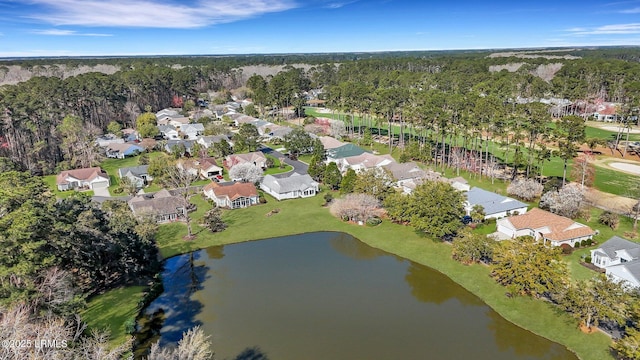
[1,47,640,174]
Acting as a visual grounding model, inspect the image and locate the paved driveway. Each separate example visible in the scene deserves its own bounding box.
[92,187,111,197]
[260,146,309,178]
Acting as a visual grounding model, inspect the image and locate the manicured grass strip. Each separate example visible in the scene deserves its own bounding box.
[593,163,640,197]
[82,286,146,346]
[585,124,640,142]
[264,155,294,175]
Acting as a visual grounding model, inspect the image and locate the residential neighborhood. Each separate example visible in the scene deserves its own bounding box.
[5,47,640,360]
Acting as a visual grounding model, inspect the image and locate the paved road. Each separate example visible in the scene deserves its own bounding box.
[260,146,309,178]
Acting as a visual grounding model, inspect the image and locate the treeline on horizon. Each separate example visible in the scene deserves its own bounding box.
[1,47,640,174]
[1,46,640,67]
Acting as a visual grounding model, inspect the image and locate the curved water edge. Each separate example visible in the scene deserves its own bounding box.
[135,232,578,360]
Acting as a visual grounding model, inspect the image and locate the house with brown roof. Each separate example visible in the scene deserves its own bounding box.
[177,157,223,179]
[318,136,345,150]
[382,161,427,189]
[56,167,110,191]
[203,181,259,209]
[496,208,595,247]
[225,151,267,169]
[127,189,185,223]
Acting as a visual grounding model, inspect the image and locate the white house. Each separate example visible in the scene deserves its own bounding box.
[180,123,205,140]
[465,187,528,220]
[382,161,428,190]
[56,167,110,191]
[591,236,640,268]
[606,262,640,289]
[158,125,180,140]
[225,152,267,169]
[495,208,595,247]
[118,165,152,188]
[128,189,185,223]
[590,236,640,289]
[260,173,319,201]
[96,134,124,147]
[198,135,229,149]
[203,181,259,209]
[336,152,395,173]
[105,143,144,159]
[178,158,223,179]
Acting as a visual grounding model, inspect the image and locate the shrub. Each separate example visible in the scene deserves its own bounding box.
[323,193,333,205]
[577,207,592,222]
[366,216,382,226]
[584,256,592,264]
[124,317,137,335]
[599,211,620,230]
[560,243,573,255]
[543,177,564,193]
[580,239,589,247]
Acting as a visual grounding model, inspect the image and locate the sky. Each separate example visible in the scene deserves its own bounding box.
[1,0,640,57]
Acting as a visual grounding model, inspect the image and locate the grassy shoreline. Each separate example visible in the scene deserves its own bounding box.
[84,192,615,360]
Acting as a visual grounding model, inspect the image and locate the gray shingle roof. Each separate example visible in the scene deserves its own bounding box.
[609,260,640,286]
[598,236,640,259]
[118,165,149,178]
[128,189,184,216]
[261,173,318,194]
[466,187,528,216]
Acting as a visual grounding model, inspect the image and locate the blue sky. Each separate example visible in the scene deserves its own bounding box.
[1,0,640,57]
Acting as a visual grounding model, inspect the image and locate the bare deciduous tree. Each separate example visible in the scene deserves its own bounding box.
[146,326,214,360]
[330,193,381,223]
[0,302,131,360]
[163,165,199,238]
[229,163,263,183]
[539,183,585,218]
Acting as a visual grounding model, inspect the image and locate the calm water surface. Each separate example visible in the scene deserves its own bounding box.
[138,232,577,360]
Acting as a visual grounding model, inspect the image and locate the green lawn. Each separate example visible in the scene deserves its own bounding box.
[42,174,94,198]
[82,286,146,346]
[264,155,294,175]
[100,152,164,196]
[593,163,640,196]
[585,123,640,142]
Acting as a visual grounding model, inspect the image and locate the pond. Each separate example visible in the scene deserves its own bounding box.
[136,232,577,360]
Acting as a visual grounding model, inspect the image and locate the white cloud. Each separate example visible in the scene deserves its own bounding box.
[27,0,297,28]
[31,29,112,36]
[324,1,357,9]
[620,7,640,13]
[566,23,640,35]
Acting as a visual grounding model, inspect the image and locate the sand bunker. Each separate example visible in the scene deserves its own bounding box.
[600,126,640,134]
[610,162,640,175]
